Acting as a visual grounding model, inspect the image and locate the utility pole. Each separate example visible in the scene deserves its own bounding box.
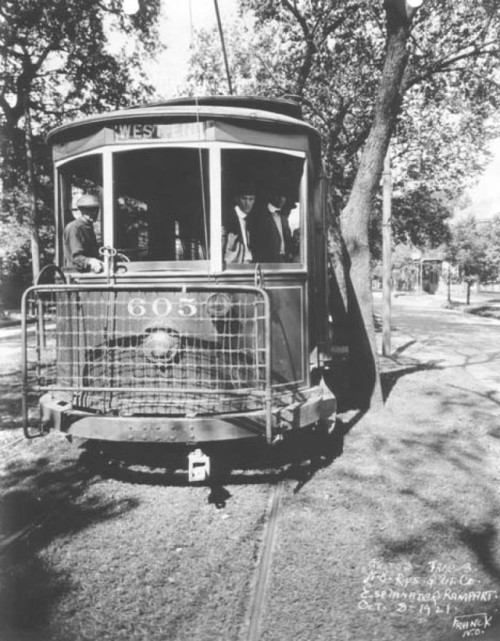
[382,149,392,357]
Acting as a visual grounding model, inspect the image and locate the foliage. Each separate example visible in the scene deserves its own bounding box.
[0,0,162,129]
[186,0,500,406]
[446,213,500,303]
[187,1,385,211]
[187,1,500,211]
[0,0,163,283]
[448,215,500,285]
[370,185,452,260]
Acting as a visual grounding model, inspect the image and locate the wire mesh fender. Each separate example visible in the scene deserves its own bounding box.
[21,283,273,441]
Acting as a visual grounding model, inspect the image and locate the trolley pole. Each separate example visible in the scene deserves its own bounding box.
[213,0,234,95]
[382,149,392,357]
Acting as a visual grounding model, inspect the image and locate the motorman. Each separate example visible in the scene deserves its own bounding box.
[63,194,104,273]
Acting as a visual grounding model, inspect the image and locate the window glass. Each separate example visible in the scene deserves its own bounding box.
[113,148,210,263]
[60,153,104,244]
[221,149,304,266]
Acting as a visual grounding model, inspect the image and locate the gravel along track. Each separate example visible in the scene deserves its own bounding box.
[0,437,293,641]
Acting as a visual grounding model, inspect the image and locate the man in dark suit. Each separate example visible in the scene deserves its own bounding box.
[254,185,293,263]
[222,182,258,264]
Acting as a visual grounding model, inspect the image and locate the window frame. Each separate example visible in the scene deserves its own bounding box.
[55,142,308,274]
[217,142,308,273]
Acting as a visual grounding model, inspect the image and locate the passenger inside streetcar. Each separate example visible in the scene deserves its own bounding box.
[221,149,303,266]
[222,181,258,264]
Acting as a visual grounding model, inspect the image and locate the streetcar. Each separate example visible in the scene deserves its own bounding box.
[22,96,336,480]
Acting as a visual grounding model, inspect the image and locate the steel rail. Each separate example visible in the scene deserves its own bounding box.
[243,481,284,641]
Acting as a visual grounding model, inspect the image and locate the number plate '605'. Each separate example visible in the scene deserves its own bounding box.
[127,297,197,317]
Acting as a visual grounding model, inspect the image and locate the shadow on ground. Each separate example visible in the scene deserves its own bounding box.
[380,361,442,402]
[350,371,500,588]
[0,456,139,641]
[77,421,346,499]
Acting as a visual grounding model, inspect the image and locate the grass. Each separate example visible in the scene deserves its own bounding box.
[259,350,500,641]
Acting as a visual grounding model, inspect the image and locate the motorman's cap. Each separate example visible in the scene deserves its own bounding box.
[77,194,100,209]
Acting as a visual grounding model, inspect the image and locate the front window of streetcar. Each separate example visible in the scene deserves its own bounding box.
[57,144,305,271]
[221,148,304,267]
[113,147,210,264]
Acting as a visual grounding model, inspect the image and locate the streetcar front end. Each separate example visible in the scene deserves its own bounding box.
[22,97,336,456]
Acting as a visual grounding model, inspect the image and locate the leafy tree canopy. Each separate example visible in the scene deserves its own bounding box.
[186,0,500,407]
[370,185,452,260]
[186,0,500,210]
[448,214,500,284]
[0,0,163,288]
[0,0,163,131]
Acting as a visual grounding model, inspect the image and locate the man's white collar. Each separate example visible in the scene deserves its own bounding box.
[235,205,248,219]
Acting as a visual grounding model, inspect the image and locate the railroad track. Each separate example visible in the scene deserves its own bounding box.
[242,480,285,641]
[0,453,297,641]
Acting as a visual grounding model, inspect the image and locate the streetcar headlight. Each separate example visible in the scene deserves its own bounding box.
[143,327,180,364]
[206,292,233,318]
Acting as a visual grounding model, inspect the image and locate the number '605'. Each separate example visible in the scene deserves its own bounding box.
[127,297,197,317]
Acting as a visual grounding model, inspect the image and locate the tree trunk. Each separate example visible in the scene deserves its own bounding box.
[339,5,412,410]
[327,201,350,344]
[24,97,40,282]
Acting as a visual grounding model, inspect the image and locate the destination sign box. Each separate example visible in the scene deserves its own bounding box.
[113,122,206,142]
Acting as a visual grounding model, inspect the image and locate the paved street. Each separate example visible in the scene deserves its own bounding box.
[0,331,25,377]
[374,292,500,400]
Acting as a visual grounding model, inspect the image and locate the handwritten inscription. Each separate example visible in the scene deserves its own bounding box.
[358,559,498,635]
[453,613,493,637]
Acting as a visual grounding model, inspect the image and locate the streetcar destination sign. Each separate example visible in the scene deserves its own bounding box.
[113,122,205,141]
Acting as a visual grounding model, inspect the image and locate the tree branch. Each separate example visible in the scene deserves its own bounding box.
[0,44,25,60]
[436,41,499,70]
[280,0,316,96]
[408,44,500,88]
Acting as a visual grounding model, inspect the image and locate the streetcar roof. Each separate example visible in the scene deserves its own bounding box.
[46,96,322,163]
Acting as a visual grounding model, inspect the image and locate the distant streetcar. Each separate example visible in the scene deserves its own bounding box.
[22,96,336,480]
